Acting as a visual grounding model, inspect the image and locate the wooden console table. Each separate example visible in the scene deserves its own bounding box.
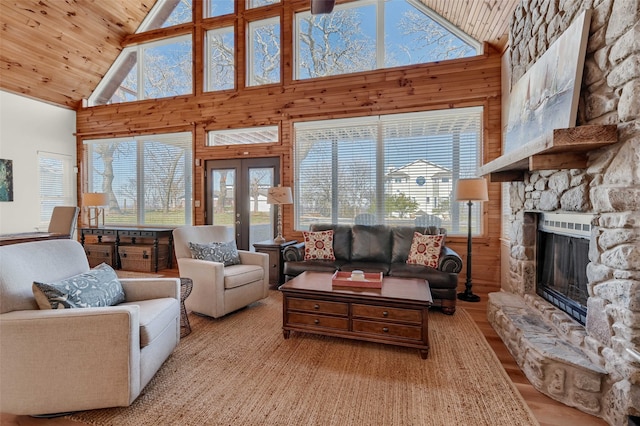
[0,232,69,246]
[79,226,173,271]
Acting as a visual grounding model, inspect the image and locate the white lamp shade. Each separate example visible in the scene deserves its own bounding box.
[266,187,293,205]
[83,192,109,207]
[455,178,488,202]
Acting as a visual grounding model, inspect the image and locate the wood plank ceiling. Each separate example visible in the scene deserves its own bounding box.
[0,0,517,110]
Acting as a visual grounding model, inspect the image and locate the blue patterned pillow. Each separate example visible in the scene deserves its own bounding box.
[32,263,125,310]
[188,240,241,266]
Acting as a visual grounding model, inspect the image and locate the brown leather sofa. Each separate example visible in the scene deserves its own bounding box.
[282,224,463,314]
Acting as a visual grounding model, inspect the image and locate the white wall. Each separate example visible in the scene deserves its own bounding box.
[0,90,76,233]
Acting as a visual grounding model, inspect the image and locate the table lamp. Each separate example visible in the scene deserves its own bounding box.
[266,186,293,244]
[455,178,488,302]
[83,192,108,228]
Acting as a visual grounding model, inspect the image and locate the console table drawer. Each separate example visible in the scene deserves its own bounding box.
[288,312,349,331]
[352,320,422,340]
[352,304,422,324]
[287,298,348,315]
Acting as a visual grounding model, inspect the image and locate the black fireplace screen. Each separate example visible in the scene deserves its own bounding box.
[537,231,589,324]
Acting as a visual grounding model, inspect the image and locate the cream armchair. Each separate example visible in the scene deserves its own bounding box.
[173,225,269,318]
[0,239,180,415]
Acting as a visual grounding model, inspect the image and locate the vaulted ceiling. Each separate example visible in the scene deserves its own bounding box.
[0,0,517,110]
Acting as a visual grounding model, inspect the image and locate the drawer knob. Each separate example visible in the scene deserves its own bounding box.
[382,311,388,317]
[382,327,389,332]
[314,319,320,325]
[313,304,320,310]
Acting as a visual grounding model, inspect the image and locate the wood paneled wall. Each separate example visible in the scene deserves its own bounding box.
[75,2,503,286]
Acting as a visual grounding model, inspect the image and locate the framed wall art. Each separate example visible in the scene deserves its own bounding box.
[0,158,14,201]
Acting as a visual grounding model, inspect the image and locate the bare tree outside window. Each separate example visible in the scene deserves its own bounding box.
[297,9,377,79]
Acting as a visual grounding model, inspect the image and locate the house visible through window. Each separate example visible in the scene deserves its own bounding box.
[38,151,75,229]
[83,133,193,226]
[293,107,484,236]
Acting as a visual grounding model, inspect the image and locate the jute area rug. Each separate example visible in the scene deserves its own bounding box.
[67,291,539,426]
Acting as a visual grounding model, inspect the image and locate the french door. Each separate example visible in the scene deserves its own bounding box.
[205,158,280,250]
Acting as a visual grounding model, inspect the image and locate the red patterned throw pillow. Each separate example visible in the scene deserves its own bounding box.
[406,232,444,268]
[303,230,336,260]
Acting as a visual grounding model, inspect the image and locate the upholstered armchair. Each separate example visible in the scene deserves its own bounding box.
[172,225,269,318]
[0,239,180,415]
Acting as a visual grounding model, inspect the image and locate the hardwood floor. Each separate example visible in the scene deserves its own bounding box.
[1,273,608,426]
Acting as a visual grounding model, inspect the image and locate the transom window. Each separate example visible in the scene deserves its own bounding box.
[293,107,484,236]
[208,126,279,146]
[84,133,193,226]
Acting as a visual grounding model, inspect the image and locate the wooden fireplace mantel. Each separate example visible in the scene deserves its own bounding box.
[480,125,618,182]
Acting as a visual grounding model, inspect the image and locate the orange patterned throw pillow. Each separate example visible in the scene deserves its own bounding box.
[406,232,444,268]
[303,230,336,260]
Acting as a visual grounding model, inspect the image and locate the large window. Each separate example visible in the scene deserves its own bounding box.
[247,17,281,86]
[38,151,75,229]
[295,0,480,80]
[84,133,193,226]
[89,35,193,106]
[293,107,483,236]
[206,27,235,91]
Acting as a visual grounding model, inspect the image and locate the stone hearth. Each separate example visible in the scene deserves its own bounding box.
[488,1,640,425]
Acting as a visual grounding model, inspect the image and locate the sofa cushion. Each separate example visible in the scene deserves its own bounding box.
[32,263,125,310]
[310,224,352,261]
[223,264,265,289]
[302,230,336,260]
[351,225,391,263]
[120,298,178,348]
[188,240,240,266]
[406,233,445,268]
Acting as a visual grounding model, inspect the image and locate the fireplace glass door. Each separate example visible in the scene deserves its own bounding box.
[537,231,589,324]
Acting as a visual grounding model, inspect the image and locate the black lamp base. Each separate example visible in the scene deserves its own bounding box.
[457,291,481,302]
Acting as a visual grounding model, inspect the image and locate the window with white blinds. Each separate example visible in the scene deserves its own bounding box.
[38,151,75,228]
[293,107,484,235]
[84,132,193,226]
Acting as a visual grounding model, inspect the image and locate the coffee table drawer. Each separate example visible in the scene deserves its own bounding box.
[288,312,349,331]
[352,304,422,324]
[288,298,348,315]
[352,319,422,340]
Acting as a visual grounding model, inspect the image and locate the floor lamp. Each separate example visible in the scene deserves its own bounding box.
[266,186,293,244]
[455,178,488,302]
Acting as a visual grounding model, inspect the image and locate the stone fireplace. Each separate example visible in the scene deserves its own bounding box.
[487,1,640,425]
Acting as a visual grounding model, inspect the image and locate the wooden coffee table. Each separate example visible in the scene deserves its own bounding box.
[279,271,432,359]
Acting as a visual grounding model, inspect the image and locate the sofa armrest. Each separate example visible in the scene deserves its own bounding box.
[283,242,306,262]
[0,307,141,414]
[120,278,180,302]
[439,246,463,273]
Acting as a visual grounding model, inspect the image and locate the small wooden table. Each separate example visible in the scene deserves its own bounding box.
[279,272,432,359]
[253,239,297,288]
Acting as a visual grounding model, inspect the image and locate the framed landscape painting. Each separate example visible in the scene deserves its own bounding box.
[0,159,14,201]
[504,9,592,153]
